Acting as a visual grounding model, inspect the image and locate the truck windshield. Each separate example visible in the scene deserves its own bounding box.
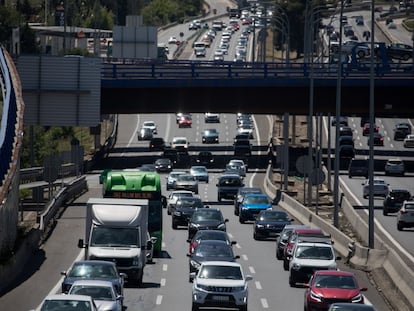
[91,227,140,247]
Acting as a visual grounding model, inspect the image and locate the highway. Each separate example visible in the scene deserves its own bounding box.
[0,113,391,311]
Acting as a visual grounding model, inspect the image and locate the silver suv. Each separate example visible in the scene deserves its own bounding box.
[288,241,340,287]
[191,261,252,311]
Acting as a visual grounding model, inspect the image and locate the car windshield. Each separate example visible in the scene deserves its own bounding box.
[173,139,187,144]
[199,265,242,280]
[260,211,289,221]
[295,245,333,260]
[177,175,195,182]
[195,232,227,242]
[41,299,93,311]
[193,211,222,221]
[177,199,203,209]
[245,196,269,205]
[90,227,139,247]
[404,203,414,210]
[219,177,242,186]
[191,167,206,173]
[68,264,116,278]
[70,285,114,300]
[194,244,233,257]
[314,275,356,289]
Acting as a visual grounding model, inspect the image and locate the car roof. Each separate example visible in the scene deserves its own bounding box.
[43,294,94,302]
[313,270,355,277]
[282,224,310,231]
[200,261,241,267]
[239,187,261,193]
[244,193,268,197]
[220,174,242,178]
[73,260,116,267]
[293,228,324,234]
[70,279,115,287]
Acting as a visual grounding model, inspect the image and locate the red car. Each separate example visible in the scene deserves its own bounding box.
[304,270,367,311]
[283,228,330,271]
[178,115,192,128]
[362,123,379,136]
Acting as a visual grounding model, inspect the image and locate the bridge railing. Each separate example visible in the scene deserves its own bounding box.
[101,59,414,80]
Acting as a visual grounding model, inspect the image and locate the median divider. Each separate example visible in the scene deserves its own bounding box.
[263,164,414,310]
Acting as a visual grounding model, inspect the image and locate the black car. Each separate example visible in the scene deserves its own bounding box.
[383,189,412,215]
[154,158,173,173]
[339,145,355,159]
[367,132,384,146]
[61,260,126,295]
[234,187,263,216]
[195,151,214,167]
[253,210,293,240]
[216,174,245,202]
[394,123,412,140]
[186,240,239,282]
[163,147,179,164]
[331,116,348,127]
[233,139,252,157]
[338,135,354,147]
[188,208,228,239]
[201,129,219,144]
[149,137,166,151]
[137,127,153,141]
[386,43,413,61]
[339,126,354,137]
[187,230,237,254]
[172,197,204,229]
[348,158,369,178]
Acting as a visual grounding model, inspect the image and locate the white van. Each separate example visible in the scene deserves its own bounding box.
[193,42,206,57]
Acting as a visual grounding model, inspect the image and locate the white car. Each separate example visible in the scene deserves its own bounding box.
[68,280,123,311]
[226,159,247,176]
[166,171,186,190]
[397,201,414,231]
[403,134,414,148]
[142,121,157,134]
[168,36,179,44]
[191,261,252,311]
[384,158,405,176]
[288,241,339,287]
[362,178,390,199]
[34,294,99,311]
[171,136,189,151]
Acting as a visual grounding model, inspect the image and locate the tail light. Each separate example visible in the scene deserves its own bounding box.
[400,209,408,214]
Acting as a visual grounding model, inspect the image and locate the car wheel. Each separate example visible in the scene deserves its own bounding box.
[289,274,296,287]
[167,208,171,215]
[218,196,222,202]
[349,175,352,178]
[253,232,258,240]
[192,303,199,311]
[397,222,404,231]
[283,259,289,271]
[206,179,209,183]
[234,207,239,216]
[172,220,177,229]
[383,209,388,216]
[276,250,282,260]
[239,305,248,311]
[239,216,245,224]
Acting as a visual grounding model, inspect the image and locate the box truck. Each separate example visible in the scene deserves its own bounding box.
[78,198,151,286]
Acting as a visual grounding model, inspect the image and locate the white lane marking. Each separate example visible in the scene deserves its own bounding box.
[249,266,255,274]
[255,281,262,289]
[242,254,248,261]
[261,298,269,308]
[235,243,241,249]
[162,264,168,271]
[160,278,166,287]
[156,295,163,305]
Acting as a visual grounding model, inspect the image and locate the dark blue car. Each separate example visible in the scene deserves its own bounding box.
[253,210,293,240]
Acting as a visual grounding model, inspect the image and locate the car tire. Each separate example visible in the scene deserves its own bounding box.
[289,273,296,287]
[192,303,199,311]
[253,232,258,240]
[239,305,248,311]
[167,208,172,215]
[172,220,177,229]
[397,222,404,231]
[383,209,388,216]
[218,196,222,202]
[234,207,239,216]
[276,250,282,260]
[283,259,289,271]
[239,216,245,224]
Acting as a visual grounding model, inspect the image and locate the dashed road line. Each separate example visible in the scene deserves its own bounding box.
[156,295,163,305]
[248,266,255,274]
[255,281,262,289]
[261,298,269,308]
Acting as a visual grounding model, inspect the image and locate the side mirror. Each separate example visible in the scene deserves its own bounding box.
[224,218,229,223]
[245,275,253,281]
[120,272,128,279]
[235,255,241,259]
[360,287,368,292]
[231,241,237,245]
[77,239,85,248]
[60,271,67,276]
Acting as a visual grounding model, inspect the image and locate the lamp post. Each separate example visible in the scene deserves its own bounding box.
[273,17,289,62]
[273,5,290,63]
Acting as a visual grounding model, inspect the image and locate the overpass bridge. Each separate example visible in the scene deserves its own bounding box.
[101,59,414,117]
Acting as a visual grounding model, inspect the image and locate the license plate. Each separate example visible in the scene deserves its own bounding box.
[212,295,229,301]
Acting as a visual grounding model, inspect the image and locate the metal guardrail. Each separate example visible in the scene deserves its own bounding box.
[101,59,414,80]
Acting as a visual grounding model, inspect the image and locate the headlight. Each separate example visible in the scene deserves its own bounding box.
[173,211,182,216]
[233,285,246,292]
[217,223,226,230]
[256,224,264,229]
[351,293,363,303]
[190,223,200,229]
[132,256,140,265]
[197,284,210,291]
[190,260,201,269]
[310,290,322,302]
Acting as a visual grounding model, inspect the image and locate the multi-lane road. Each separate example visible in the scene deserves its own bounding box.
[0,113,393,311]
